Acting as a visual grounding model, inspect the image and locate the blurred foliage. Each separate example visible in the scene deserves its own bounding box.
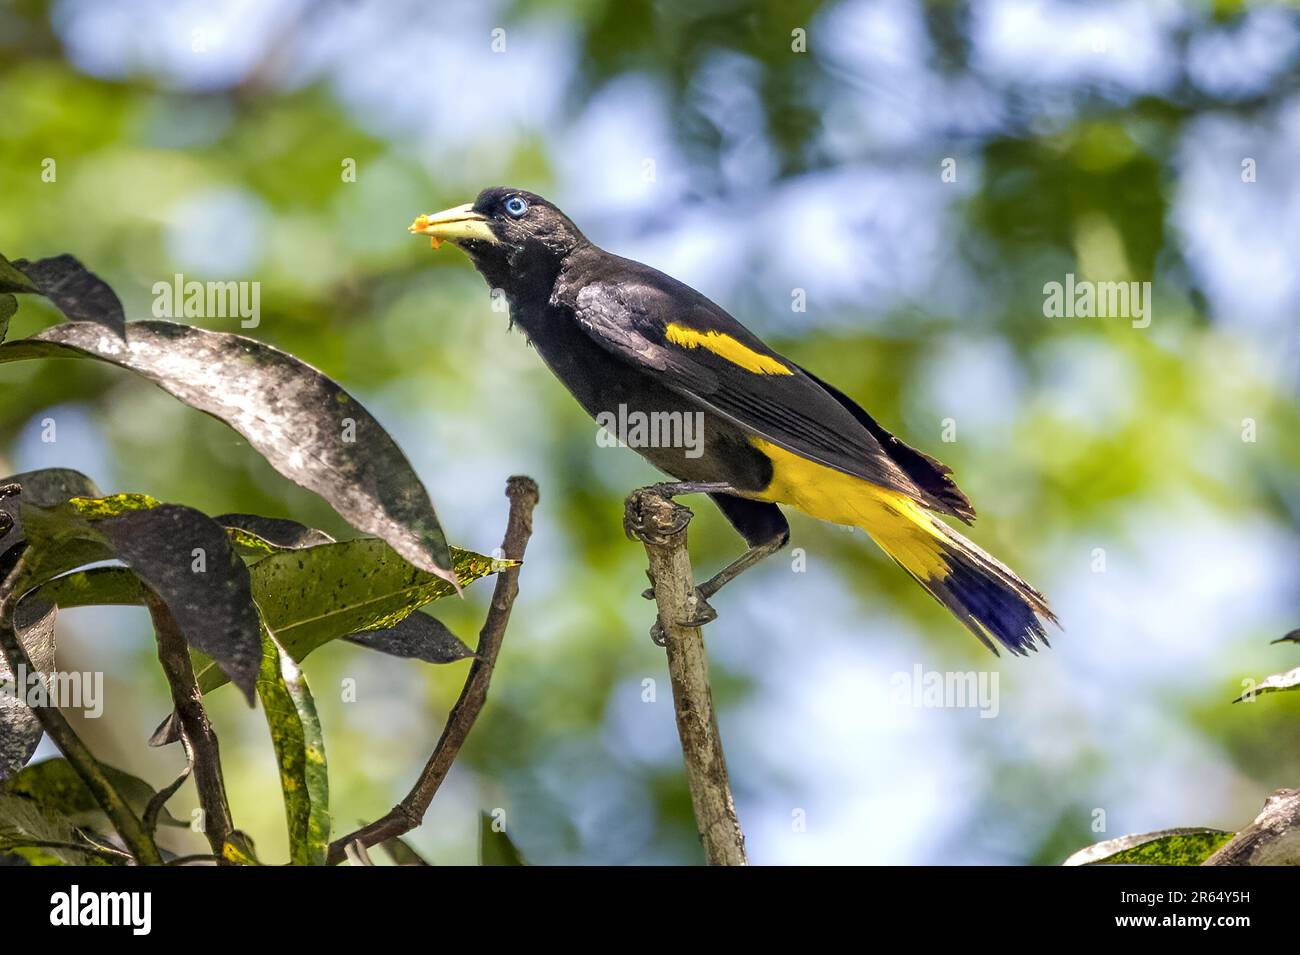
[1,0,1298,864]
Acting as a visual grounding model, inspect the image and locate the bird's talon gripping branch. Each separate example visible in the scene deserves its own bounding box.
[680,590,718,628]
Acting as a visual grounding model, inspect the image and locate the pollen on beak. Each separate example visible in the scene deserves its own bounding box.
[408,204,499,249]
[408,214,443,249]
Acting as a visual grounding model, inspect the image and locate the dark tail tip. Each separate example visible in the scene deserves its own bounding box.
[932,548,1058,657]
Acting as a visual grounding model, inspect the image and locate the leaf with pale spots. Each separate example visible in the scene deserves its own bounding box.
[1234,665,1300,703]
[193,538,512,694]
[0,321,457,584]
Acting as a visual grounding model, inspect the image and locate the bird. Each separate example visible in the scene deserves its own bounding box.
[410,187,1057,654]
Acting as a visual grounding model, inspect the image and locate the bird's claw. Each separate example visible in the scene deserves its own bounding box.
[647,588,717,642]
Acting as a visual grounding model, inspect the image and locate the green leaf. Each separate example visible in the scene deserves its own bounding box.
[0,253,40,294]
[26,566,145,610]
[0,757,184,830]
[0,294,14,343]
[193,538,512,694]
[479,811,527,865]
[256,632,329,866]
[1062,828,1234,866]
[0,320,457,583]
[379,835,431,866]
[1271,628,1300,645]
[10,255,125,335]
[1234,665,1300,702]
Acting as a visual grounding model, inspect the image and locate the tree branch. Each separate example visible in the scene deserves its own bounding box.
[624,488,747,866]
[146,591,236,860]
[1203,788,1300,866]
[326,475,539,865]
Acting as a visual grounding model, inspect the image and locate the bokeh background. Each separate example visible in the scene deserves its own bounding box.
[2,0,1299,865]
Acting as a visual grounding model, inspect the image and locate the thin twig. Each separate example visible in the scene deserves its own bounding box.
[146,591,235,861]
[5,839,133,864]
[325,475,540,865]
[0,550,164,865]
[142,765,191,835]
[624,489,747,866]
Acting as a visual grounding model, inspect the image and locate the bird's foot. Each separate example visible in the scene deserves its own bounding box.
[647,587,717,644]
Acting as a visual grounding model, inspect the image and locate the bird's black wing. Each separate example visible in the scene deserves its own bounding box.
[555,260,967,516]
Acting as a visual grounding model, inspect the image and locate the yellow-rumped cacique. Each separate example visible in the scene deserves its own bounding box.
[410,187,1057,654]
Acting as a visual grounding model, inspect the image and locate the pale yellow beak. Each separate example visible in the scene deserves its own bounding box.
[408,204,498,249]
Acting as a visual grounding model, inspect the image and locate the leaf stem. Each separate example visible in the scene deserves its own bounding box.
[147,591,236,861]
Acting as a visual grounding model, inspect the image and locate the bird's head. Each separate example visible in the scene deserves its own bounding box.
[409,187,587,292]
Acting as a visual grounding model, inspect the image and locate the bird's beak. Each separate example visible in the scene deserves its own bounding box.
[408,204,498,249]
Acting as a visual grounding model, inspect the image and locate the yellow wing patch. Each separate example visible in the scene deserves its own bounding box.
[664,323,793,375]
[748,438,951,580]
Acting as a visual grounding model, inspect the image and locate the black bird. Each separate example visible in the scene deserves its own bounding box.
[411,188,1056,654]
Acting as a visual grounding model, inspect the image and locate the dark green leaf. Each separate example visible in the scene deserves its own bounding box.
[0,468,102,560]
[0,598,57,780]
[10,255,125,335]
[1063,828,1234,866]
[216,514,334,551]
[0,468,101,506]
[0,321,456,583]
[345,609,474,664]
[1270,628,1300,645]
[99,505,262,702]
[15,497,262,702]
[479,811,527,866]
[257,632,329,866]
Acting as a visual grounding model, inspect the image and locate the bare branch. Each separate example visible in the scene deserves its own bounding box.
[624,488,747,866]
[326,475,539,865]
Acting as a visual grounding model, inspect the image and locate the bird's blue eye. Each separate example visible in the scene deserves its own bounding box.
[504,196,529,218]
